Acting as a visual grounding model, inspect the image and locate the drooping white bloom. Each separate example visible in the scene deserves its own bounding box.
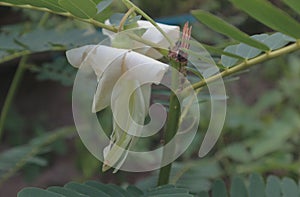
[67,45,168,112]
[103,20,180,59]
[66,45,169,172]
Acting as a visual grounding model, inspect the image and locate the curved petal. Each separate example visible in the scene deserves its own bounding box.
[67,45,169,112]
[124,51,169,84]
[103,20,180,59]
[137,20,179,48]
[66,45,95,68]
[92,47,169,112]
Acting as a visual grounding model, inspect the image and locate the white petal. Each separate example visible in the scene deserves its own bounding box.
[125,51,169,83]
[66,45,95,68]
[84,45,127,78]
[137,20,179,48]
[92,47,169,112]
[92,54,124,112]
[102,20,180,59]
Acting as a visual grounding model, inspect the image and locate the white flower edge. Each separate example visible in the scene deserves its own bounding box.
[103,20,180,59]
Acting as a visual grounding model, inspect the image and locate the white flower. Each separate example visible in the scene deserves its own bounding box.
[103,20,180,59]
[66,45,169,172]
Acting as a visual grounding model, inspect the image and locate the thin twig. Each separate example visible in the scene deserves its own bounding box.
[0,56,28,140]
[122,0,174,47]
[118,7,136,32]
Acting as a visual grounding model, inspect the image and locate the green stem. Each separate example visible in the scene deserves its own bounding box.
[157,61,181,186]
[0,47,65,66]
[118,7,136,32]
[38,12,50,27]
[0,50,31,65]
[0,56,28,140]
[191,41,300,91]
[121,0,174,47]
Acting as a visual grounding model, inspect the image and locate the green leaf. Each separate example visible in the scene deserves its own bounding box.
[199,191,209,197]
[212,180,228,197]
[191,10,269,51]
[221,45,242,67]
[171,161,222,193]
[0,0,36,5]
[221,33,292,67]
[0,32,24,50]
[230,176,247,197]
[261,32,291,50]
[250,122,293,159]
[283,0,300,15]
[0,0,25,5]
[201,43,245,60]
[96,0,113,13]
[0,27,106,64]
[48,186,88,197]
[65,182,110,197]
[249,173,265,197]
[0,0,65,12]
[221,143,252,163]
[17,188,63,197]
[84,181,123,196]
[58,0,97,19]
[145,185,192,197]
[126,185,143,197]
[26,0,65,12]
[35,0,65,12]
[281,177,299,197]
[266,176,281,197]
[18,183,194,197]
[106,185,130,197]
[17,174,300,197]
[230,0,300,39]
[92,0,102,4]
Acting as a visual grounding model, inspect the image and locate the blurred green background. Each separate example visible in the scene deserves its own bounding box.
[0,0,300,196]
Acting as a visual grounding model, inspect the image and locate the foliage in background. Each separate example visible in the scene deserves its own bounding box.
[0,0,299,196]
[17,173,300,197]
[0,126,75,187]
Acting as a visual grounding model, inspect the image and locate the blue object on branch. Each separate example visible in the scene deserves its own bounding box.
[155,14,197,25]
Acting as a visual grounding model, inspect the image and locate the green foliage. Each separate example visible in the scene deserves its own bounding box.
[17,174,300,196]
[229,0,300,39]
[18,184,192,197]
[30,57,76,86]
[0,0,113,20]
[0,25,106,64]
[191,0,300,71]
[221,32,295,67]
[137,160,223,193]
[0,126,75,186]
[191,10,269,51]
[283,0,300,15]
